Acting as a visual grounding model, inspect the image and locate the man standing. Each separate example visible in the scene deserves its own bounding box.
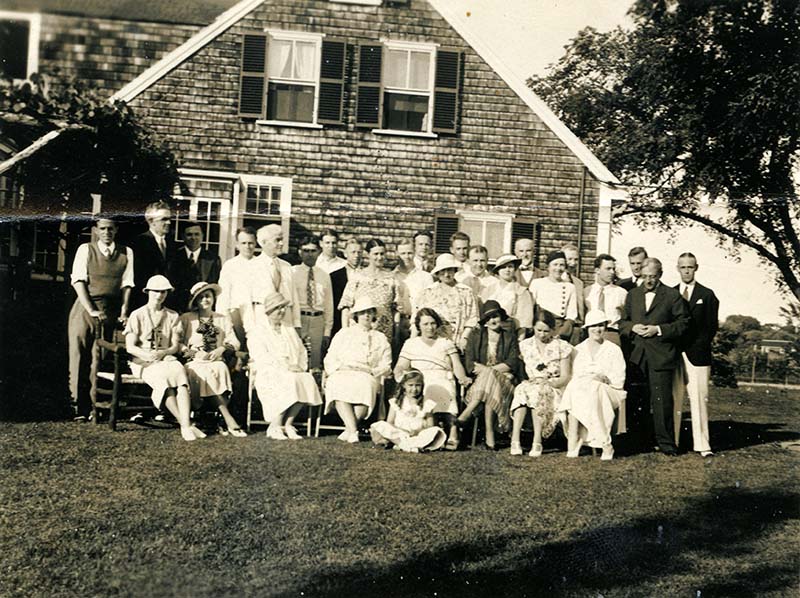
[68,215,133,420]
[461,245,497,302]
[292,235,333,370]
[217,227,258,347]
[450,232,472,283]
[584,254,627,346]
[673,252,718,457]
[514,238,540,286]
[394,240,433,350]
[618,247,648,291]
[561,243,586,343]
[249,224,301,332]
[619,257,689,455]
[130,201,175,307]
[412,230,433,272]
[317,228,347,274]
[167,221,221,311]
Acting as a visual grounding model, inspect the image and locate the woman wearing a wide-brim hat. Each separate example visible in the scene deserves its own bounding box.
[456,300,522,449]
[124,275,204,441]
[486,254,534,342]
[178,282,247,437]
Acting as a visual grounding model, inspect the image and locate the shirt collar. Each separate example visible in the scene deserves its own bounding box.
[97,241,115,255]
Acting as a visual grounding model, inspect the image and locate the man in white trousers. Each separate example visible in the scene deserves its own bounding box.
[673,252,719,457]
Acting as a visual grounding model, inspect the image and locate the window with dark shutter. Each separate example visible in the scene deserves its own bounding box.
[238,33,268,119]
[318,38,347,125]
[0,17,33,80]
[433,214,460,255]
[432,48,462,134]
[511,218,536,251]
[355,44,383,128]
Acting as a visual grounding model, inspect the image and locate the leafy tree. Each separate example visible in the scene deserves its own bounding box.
[530,0,800,299]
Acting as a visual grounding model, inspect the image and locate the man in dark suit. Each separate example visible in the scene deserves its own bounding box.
[619,257,690,455]
[167,221,222,311]
[672,252,719,457]
[618,246,648,291]
[130,201,176,307]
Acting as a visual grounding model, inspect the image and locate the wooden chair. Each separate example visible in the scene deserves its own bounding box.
[94,327,158,430]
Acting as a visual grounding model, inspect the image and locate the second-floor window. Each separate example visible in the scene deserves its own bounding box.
[382,41,435,133]
[265,32,321,124]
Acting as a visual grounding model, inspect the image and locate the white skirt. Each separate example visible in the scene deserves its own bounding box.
[420,369,458,415]
[130,358,189,409]
[185,359,232,399]
[559,379,627,448]
[324,370,380,417]
[370,422,447,452]
[255,368,322,424]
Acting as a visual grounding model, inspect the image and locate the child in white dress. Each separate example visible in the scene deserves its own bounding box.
[370,370,447,453]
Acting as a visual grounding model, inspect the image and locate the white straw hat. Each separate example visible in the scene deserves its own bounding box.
[582,309,610,328]
[351,296,377,314]
[143,275,174,293]
[431,253,460,275]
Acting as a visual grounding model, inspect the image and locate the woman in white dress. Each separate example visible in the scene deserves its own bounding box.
[528,251,578,341]
[125,275,202,442]
[559,310,627,460]
[248,292,322,440]
[179,282,246,437]
[394,308,471,450]
[488,254,533,342]
[510,310,573,456]
[324,296,393,443]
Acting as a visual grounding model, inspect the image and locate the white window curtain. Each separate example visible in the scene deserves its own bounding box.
[294,41,316,81]
[269,38,293,78]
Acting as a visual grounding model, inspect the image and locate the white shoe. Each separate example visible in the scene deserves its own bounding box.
[229,427,248,438]
[267,425,287,440]
[189,425,207,439]
[180,427,197,442]
[510,442,523,456]
[601,445,614,461]
[337,430,350,441]
[285,425,303,440]
[346,431,360,444]
[529,443,543,457]
[700,450,714,457]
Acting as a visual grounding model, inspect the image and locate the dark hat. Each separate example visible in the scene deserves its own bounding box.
[479,300,508,324]
[545,250,566,265]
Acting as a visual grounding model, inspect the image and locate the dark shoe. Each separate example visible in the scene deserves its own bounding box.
[661,447,679,457]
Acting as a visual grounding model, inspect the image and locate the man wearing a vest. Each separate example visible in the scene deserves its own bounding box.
[68,215,134,420]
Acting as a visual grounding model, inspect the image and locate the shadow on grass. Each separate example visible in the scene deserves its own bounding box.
[705,420,800,451]
[294,488,799,598]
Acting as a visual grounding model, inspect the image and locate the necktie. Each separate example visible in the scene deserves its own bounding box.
[157,237,166,258]
[682,286,689,301]
[307,266,315,308]
[192,251,198,264]
[597,286,605,312]
[271,258,281,291]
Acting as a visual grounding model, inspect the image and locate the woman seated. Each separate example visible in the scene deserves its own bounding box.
[324,296,393,443]
[488,254,533,342]
[456,300,521,450]
[179,282,246,437]
[370,369,447,453]
[125,275,202,442]
[394,308,471,450]
[558,310,627,460]
[248,292,322,440]
[510,310,573,456]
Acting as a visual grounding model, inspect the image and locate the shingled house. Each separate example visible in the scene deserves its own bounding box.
[1,0,623,416]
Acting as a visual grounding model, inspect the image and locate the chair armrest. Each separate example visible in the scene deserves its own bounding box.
[96,338,125,354]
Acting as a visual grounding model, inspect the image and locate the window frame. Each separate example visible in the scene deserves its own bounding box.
[457,210,514,257]
[237,174,293,256]
[0,11,40,81]
[257,29,324,128]
[375,39,438,136]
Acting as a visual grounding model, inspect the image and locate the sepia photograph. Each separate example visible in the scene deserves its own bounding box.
[0,0,798,596]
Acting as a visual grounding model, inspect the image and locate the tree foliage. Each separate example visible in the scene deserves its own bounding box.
[0,72,180,215]
[530,0,800,299]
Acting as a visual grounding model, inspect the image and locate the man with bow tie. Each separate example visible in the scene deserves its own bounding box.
[292,235,333,369]
[514,238,541,285]
[619,257,689,455]
[68,215,134,420]
[167,221,221,311]
[672,252,719,457]
[131,201,176,308]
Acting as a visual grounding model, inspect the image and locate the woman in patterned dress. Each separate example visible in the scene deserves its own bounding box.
[510,310,573,456]
[413,253,479,351]
[456,300,521,450]
[339,238,401,343]
[179,282,246,437]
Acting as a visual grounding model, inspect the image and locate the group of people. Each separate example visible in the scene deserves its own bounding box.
[68,201,719,458]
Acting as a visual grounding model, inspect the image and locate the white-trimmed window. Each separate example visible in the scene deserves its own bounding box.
[459,211,513,258]
[265,30,322,124]
[174,176,233,256]
[0,11,40,80]
[238,175,292,255]
[381,40,436,134]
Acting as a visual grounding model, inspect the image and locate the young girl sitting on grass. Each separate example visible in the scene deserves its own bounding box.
[370,370,447,453]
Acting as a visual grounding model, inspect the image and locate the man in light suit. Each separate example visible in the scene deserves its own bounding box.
[248,224,301,334]
[167,221,221,311]
[292,235,333,369]
[561,243,586,344]
[130,201,176,307]
[619,257,690,455]
[672,252,719,457]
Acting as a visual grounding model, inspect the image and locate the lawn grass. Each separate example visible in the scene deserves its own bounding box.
[1,386,798,597]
